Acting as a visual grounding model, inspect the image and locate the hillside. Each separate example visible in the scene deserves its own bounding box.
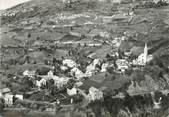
[1,0,169,117]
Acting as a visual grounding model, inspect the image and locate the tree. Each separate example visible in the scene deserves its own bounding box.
[125,68,133,76]
[25,56,30,63]
[156,0,168,7]
[95,64,101,71]
[50,85,58,95]
[0,98,4,112]
[106,53,111,61]
[0,46,5,66]
[53,57,57,65]
[89,100,102,117]
[36,67,51,75]
[47,79,54,89]
[28,33,31,38]
[31,104,38,110]
[36,36,40,40]
[22,77,33,88]
[72,94,83,103]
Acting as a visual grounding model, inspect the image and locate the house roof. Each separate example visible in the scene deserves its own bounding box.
[89,87,99,93]
[0,88,11,93]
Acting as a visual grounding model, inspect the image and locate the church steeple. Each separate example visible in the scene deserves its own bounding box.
[143,43,148,64]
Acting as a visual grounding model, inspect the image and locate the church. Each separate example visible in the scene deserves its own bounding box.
[133,43,153,66]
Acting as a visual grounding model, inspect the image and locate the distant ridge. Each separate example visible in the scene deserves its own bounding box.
[0,0,31,10]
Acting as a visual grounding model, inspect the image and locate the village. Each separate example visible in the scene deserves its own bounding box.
[1,0,169,117]
[0,27,162,114]
[1,39,169,116]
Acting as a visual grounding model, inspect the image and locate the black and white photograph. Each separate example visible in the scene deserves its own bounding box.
[0,0,169,117]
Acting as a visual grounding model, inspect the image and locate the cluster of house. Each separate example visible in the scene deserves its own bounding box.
[111,37,122,47]
[67,85,103,102]
[57,40,102,47]
[152,0,169,4]
[84,41,153,73]
[60,0,134,4]
[57,42,153,78]
[19,18,41,27]
[48,12,91,24]
[61,59,104,102]
[115,43,153,72]
[116,59,130,72]
[0,88,23,106]
[21,58,106,102]
[63,58,109,78]
[61,59,106,102]
[0,40,154,108]
[85,59,106,77]
[62,58,108,79]
[2,7,34,17]
[87,87,103,101]
[23,69,70,90]
[2,11,17,17]
[61,0,79,4]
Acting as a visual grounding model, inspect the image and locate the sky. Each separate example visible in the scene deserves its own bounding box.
[0,0,31,10]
